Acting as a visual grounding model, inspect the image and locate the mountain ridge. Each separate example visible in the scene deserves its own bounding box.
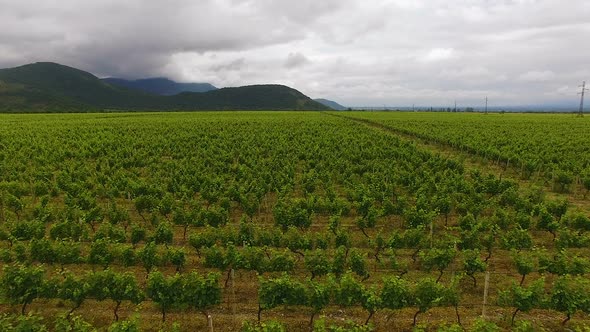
[101,77,218,95]
[314,98,347,110]
[0,62,329,112]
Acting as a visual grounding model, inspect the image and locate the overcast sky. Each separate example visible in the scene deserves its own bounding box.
[1,0,589,107]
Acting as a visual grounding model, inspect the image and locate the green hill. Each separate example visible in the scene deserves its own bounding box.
[314,98,347,110]
[0,62,329,112]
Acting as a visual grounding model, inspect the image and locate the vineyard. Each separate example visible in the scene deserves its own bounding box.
[343,112,590,194]
[0,111,590,331]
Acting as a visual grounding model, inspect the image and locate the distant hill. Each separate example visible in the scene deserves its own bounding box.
[0,62,159,111]
[314,98,347,110]
[0,62,329,112]
[102,77,217,95]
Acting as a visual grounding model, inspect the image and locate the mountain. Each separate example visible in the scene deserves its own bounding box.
[0,62,329,112]
[0,62,160,111]
[314,98,347,110]
[101,77,217,95]
[172,85,330,110]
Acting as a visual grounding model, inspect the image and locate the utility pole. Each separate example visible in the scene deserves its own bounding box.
[485,97,488,115]
[454,100,457,112]
[579,81,588,117]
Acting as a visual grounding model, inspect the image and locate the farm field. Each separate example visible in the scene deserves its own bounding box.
[341,112,590,195]
[1,111,590,331]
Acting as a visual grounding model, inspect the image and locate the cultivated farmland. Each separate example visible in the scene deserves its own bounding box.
[0,111,589,331]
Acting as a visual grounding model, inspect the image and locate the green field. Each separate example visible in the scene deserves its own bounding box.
[1,111,590,331]
[344,112,590,182]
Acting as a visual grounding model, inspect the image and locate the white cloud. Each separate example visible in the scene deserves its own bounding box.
[421,48,455,62]
[518,70,556,82]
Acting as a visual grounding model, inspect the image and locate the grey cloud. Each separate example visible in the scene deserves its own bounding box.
[284,53,309,69]
[211,58,246,72]
[0,0,310,77]
[0,0,589,106]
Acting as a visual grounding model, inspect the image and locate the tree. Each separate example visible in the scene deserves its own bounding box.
[564,212,590,232]
[328,214,341,236]
[356,206,379,238]
[241,246,266,272]
[305,280,331,327]
[283,227,312,255]
[362,286,381,324]
[157,192,176,218]
[203,244,242,285]
[201,206,229,228]
[258,274,306,321]
[535,205,559,239]
[333,272,365,308]
[10,220,45,241]
[498,278,545,325]
[389,228,427,263]
[82,206,104,232]
[29,238,56,264]
[333,272,379,325]
[553,170,574,193]
[1,264,45,314]
[434,195,452,226]
[52,272,91,317]
[381,276,410,323]
[109,272,144,321]
[443,277,463,326]
[304,250,331,280]
[54,240,81,270]
[53,314,94,332]
[93,223,127,243]
[500,228,533,252]
[546,199,568,221]
[240,192,261,220]
[120,246,136,267]
[137,242,160,276]
[107,202,130,229]
[550,275,590,324]
[146,272,183,322]
[462,249,487,287]
[5,194,24,221]
[538,249,590,276]
[88,238,114,270]
[182,272,221,321]
[512,251,535,286]
[411,277,446,326]
[273,199,313,231]
[349,249,369,280]
[167,248,186,272]
[265,250,296,273]
[150,221,174,246]
[130,223,146,247]
[188,229,218,257]
[172,207,195,240]
[331,246,348,277]
[403,208,437,229]
[335,230,351,249]
[134,195,158,222]
[419,247,456,282]
[49,220,89,242]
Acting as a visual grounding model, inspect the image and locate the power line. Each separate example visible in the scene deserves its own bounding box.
[579,81,588,117]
